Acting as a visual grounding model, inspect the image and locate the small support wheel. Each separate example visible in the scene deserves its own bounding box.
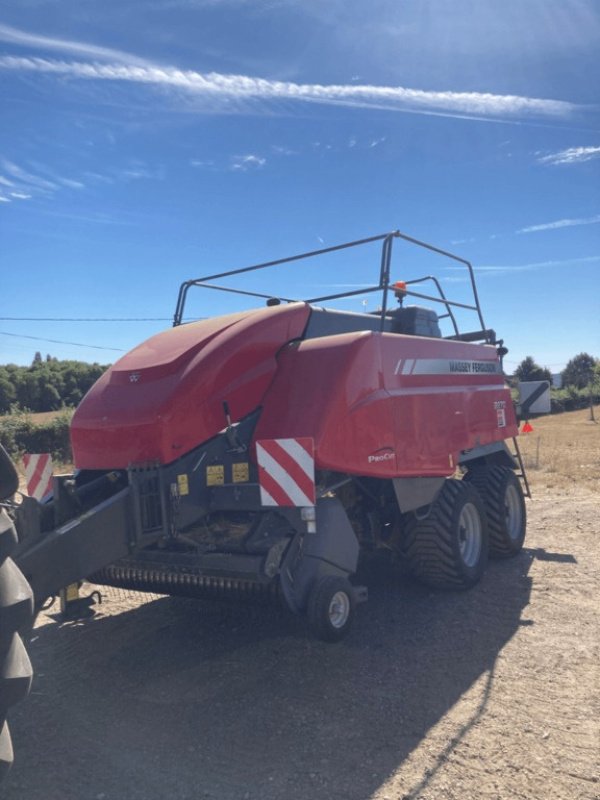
[464,466,526,557]
[307,575,355,642]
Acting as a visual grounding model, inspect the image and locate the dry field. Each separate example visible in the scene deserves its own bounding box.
[4,408,599,800]
[517,407,600,492]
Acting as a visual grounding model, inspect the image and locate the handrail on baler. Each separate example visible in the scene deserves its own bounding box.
[172,230,492,342]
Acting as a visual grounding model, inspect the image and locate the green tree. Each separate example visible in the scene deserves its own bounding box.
[0,369,16,413]
[561,353,599,389]
[514,356,552,384]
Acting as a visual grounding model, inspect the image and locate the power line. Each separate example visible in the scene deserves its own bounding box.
[0,331,125,352]
[0,317,173,322]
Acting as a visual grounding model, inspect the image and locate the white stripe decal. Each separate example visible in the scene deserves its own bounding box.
[37,460,54,500]
[258,485,277,506]
[276,438,314,481]
[24,454,54,500]
[256,445,313,507]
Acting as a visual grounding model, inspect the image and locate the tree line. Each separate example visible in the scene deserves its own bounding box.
[0,353,108,414]
[514,352,599,388]
[1,351,598,417]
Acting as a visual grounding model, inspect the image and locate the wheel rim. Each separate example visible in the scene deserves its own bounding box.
[458,502,482,567]
[504,484,523,541]
[328,591,350,629]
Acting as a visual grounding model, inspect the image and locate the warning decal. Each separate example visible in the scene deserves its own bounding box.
[23,453,54,501]
[256,438,316,507]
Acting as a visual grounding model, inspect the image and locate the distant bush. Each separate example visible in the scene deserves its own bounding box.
[0,409,73,463]
[550,386,600,414]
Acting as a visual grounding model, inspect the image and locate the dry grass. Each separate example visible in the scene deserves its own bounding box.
[517,406,600,491]
[29,410,68,424]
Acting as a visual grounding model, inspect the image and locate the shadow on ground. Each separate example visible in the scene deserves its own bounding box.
[6,550,540,800]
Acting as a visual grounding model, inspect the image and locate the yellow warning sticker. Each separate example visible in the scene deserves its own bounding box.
[232,462,249,483]
[206,465,225,486]
[177,473,189,496]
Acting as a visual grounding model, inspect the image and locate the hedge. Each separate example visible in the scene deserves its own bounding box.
[0,409,74,463]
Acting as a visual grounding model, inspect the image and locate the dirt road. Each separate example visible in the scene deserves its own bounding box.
[5,481,599,800]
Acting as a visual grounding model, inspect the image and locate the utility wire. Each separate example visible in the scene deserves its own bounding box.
[0,317,202,322]
[0,331,125,352]
[0,317,173,322]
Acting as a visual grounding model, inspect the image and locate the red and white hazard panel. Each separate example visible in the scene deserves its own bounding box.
[22,453,54,502]
[256,438,316,507]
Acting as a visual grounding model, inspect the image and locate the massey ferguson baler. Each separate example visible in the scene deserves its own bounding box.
[1,230,529,776]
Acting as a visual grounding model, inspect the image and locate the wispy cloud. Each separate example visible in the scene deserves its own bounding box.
[517,214,600,234]
[442,255,600,282]
[0,55,579,122]
[477,255,600,272]
[0,157,163,204]
[229,154,266,171]
[0,23,152,67]
[537,145,600,165]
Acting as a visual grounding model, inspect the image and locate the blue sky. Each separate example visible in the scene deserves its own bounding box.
[1,0,598,373]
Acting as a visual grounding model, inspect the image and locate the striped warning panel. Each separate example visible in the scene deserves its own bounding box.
[256,438,315,507]
[22,453,54,502]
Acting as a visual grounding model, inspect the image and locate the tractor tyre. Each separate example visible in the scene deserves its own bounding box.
[404,479,488,589]
[0,508,34,781]
[464,466,526,558]
[307,575,355,642]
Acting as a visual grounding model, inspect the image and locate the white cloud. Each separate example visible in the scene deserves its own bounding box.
[537,145,600,165]
[476,255,600,272]
[368,136,386,148]
[0,56,579,122]
[0,23,153,67]
[2,159,58,191]
[517,214,600,234]
[271,145,297,156]
[229,154,266,171]
[442,255,600,281]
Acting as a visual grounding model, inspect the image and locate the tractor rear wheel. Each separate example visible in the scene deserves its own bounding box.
[0,508,34,781]
[307,575,355,642]
[403,479,488,589]
[465,466,526,558]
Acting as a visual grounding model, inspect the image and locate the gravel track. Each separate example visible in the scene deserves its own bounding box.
[4,484,599,800]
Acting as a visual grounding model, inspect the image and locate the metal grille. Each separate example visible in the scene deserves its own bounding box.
[128,465,165,535]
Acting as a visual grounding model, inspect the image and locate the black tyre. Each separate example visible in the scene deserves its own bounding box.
[307,575,355,642]
[404,479,488,589]
[464,466,526,558]
[0,445,34,782]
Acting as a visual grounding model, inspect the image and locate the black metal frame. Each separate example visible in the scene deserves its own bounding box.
[173,230,492,341]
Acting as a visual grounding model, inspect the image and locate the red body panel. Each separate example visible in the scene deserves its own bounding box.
[71,302,516,477]
[71,303,311,469]
[254,332,517,478]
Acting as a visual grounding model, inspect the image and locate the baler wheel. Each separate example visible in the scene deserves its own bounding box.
[464,466,526,558]
[404,480,488,589]
[0,509,34,782]
[307,575,355,642]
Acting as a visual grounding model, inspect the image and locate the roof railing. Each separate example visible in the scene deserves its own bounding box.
[172,230,492,342]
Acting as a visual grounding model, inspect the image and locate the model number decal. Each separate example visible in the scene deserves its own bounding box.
[368,452,395,464]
